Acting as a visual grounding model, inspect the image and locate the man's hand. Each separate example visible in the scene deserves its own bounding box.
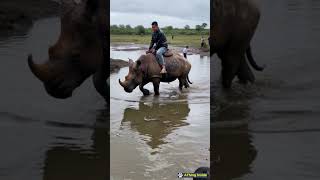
[146,49,155,54]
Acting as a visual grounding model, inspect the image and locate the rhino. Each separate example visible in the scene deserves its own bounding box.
[27,0,108,101]
[119,52,192,95]
[211,0,265,88]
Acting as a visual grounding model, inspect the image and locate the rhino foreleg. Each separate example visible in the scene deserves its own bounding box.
[93,70,108,101]
[139,81,150,96]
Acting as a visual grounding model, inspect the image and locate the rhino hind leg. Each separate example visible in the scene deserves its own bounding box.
[178,76,189,91]
[221,54,240,88]
[184,78,190,88]
[152,78,160,96]
[178,77,183,90]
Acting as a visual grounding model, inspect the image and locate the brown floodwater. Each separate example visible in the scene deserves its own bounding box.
[0,17,108,180]
[110,45,210,179]
[212,0,320,180]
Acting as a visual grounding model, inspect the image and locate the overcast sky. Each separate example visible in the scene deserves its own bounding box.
[110,0,210,28]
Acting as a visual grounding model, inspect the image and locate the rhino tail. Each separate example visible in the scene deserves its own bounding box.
[246,45,265,71]
[187,75,193,84]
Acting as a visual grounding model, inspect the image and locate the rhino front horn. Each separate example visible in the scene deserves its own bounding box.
[119,79,125,87]
[28,54,52,82]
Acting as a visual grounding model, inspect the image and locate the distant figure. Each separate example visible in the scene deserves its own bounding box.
[201,36,205,48]
[172,35,174,39]
[183,46,188,58]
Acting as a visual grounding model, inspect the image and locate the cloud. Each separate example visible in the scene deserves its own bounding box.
[111,12,208,28]
[110,0,209,28]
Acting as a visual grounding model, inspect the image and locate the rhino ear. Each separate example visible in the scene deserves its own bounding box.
[128,59,134,67]
[136,60,141,66]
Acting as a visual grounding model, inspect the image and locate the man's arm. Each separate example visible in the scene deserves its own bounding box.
[149,33,155,50]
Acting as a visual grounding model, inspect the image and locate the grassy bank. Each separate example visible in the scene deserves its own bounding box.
[111,34,209,48]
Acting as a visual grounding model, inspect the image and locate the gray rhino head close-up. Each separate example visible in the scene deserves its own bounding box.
[28,0,107,100]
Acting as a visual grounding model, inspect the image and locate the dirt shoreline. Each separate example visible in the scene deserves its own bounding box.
[0,0,59,36]
[110,58,128,73]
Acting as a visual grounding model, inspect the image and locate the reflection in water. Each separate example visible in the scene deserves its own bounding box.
[122,96,190,150]
[212,88,257,180]
[213,129,256,180]
[42,108,108,180]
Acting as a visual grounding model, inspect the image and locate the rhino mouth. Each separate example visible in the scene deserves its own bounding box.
[124,87,133,93]
[44,82,74,99]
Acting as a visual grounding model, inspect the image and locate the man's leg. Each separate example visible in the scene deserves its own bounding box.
[156,47,167,73]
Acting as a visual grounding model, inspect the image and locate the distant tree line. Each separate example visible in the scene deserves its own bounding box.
[110,23,209,35]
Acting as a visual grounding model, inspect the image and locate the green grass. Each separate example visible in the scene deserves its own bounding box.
[110,34,209,48]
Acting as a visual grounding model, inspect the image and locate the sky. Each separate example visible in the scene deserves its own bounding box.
[110,0,210,28]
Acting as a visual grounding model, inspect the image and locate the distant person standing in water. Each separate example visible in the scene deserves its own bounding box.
[201,36,205,48]
[183,46,188,58]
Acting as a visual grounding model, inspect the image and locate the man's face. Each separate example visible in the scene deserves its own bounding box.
[152,25,158,32]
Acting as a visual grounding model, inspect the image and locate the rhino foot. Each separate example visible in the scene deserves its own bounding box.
[142,89,150,96]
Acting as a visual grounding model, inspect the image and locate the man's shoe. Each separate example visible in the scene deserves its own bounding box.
[160,66,167,74]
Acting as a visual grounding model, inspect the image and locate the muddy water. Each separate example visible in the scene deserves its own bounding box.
[212,1,320,180]
[0,17,107,180]
[110,45,210,179]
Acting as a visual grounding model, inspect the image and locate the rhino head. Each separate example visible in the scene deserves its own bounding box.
[118,58,144,93]
[28,0,107,99]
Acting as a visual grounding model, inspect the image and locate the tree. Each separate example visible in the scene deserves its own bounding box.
[201,23,207,29]
[184,25,190,30]
[135,25,145,35]
[195,25,202,31]
[111,25,118,29]
[165,26,173,31]
[125,25,132,29]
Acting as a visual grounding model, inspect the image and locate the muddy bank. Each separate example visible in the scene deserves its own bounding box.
[187,47,210,56]
[110,58,128,73]
[0,0,59,36]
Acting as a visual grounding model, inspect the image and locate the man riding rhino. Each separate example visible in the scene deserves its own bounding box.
[147,21,168,74]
